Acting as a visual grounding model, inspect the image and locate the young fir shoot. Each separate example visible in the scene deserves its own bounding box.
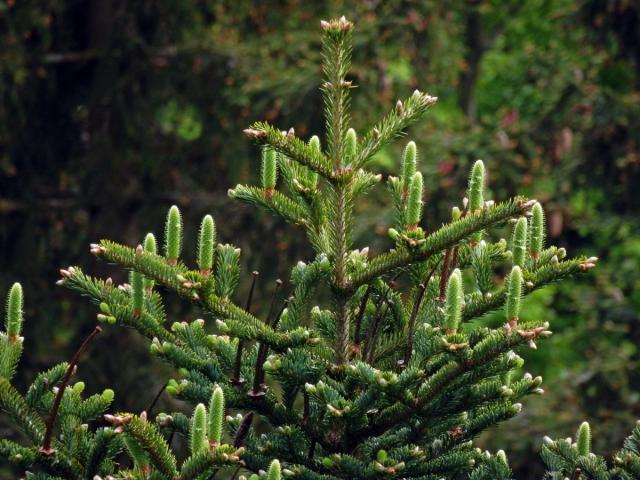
[512,217,528,267]
[197,214,216,273]
[401,141,417,195]
[208,386,225,444]
[164,205,182,264]
[143,232,157,290]
[6,282,23,340]
[529,202,545,260]
[190,403,208,455]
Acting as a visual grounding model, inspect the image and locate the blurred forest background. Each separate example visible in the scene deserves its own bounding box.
[1,1,639,477]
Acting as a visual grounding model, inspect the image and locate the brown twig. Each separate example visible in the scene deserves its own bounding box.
[362,282,395,363]
[402,258,441,366]
[352,285,372,347]
[249,294,288,397]
[40,326,102,455]
[402,284,426,365]
[146,384,166,416]
[233,412,254,448]
[438,249,452,300]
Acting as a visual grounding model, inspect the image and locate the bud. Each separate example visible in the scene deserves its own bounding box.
[208,386,225,444]
[406,172,424,228]
[496,450,508,466]
[164,205,182,263]
[445,269,463,332]
[401,141,417,193]
[190,403,208,454]
[577,421,591,456]
[141,234,157,291]
[6,283,24,340]
[511,217,528,267]
[468,160,485,243]
[451,206,461,221]
[261,146,278,191]
[101,389,115,403]
[468,160,485,213]
[506,266,522,322]
[307,136,320,188]
[344,128,357,164]
[529,202,545,260]
[267,459,281,480]
[198,215,216,272]
[388,228,401,242]
[396,100,404,115]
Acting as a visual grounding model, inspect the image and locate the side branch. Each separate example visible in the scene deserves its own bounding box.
[462,257,592,322]
[353,91,437,169]
[229,185,311,227]
[346,197,531,291]
[92,241,311,350]
[244,122,333,179]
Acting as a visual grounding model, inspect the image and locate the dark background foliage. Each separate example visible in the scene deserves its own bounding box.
[1,1,639,477]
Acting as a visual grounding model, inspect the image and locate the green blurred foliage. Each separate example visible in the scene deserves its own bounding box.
[1,1,638,478]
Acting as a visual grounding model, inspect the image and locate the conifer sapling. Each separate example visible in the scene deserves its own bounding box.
[0,16,630,480]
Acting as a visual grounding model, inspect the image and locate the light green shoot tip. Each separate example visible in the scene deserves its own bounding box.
[6,282,24,339]
[345,128,357,164]
[190,403,208,454]
[198,215,216,272]
[530,202,545,260]
[143,232,157,254]
[143,233,157,290]
[512,217,528,267]
[506,266,522,322]
[164,205,183,262]
[468,159,485,213]
[402,141,417,193]
[208,385,225,444]
[267,459,281,480]
[445,269,463,332]
[406,172,424,228]
[577,421,591,456]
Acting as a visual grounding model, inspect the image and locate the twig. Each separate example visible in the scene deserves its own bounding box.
[249,294,288,397]
[233,412,254,448]
[146,384,166,416]
[402,283,426,366]
[352,285,372,347]
[40,326,102,455]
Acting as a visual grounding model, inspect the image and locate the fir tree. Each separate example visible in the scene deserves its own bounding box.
[0,17,637,480]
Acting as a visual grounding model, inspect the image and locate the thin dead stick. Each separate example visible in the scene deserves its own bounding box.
[353,285,372,346]
[146,384,166,416]
[438,248,452,300]
[402,283,426,365]
[250,299,289,396]
[40,326,102,455]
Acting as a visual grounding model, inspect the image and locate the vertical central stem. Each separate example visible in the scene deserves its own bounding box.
[334,182,352,364]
